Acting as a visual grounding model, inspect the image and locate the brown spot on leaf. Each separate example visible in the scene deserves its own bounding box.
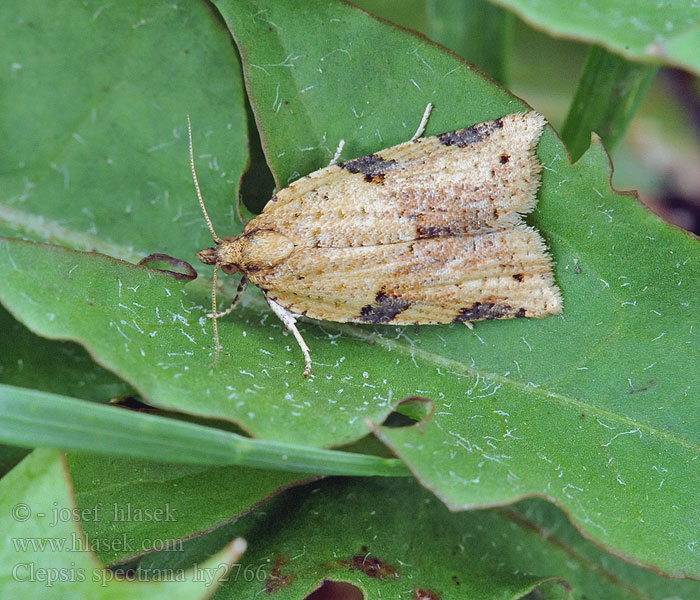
[453,302,512,322]
[264,557,295,594]
[438,118,503,147]
[413,588,441,600]
[347,550,399,580]
[360,290,411,324]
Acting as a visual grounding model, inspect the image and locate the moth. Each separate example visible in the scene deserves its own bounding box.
[190,105,561,376]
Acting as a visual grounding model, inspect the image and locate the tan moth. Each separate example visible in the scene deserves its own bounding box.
[189,105,561,376]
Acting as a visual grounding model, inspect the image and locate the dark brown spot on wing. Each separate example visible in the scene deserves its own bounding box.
[500,153,510,164]
[360,290,411,324]
[339,154,397,183]
[438,118,503,147]
[453,302,512,322]
[416,224,455,239]
[364,172,386,184]
[512,273,524,282]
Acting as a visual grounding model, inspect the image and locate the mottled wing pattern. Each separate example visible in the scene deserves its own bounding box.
[251,112,545,246]
[256,228,559,324]
[246,111,561,324]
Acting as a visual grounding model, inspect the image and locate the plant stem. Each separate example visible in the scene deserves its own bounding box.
[0,384,410,478]
[562,45,657,162]
[425,0,513,86]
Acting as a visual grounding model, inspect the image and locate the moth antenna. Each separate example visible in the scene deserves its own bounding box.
[209,261,222,366]
[187,114,222,244]
[411,102,433,141]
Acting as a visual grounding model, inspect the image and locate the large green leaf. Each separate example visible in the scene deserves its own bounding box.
[0,304,133,474]
[0,239,407,446]
[0,0,247,259]
[135,478,700,599]
[140,478,562,600]
[2,0,699,582]
[216,0,700,578]
[67,453,312,566]
[492,0,700,76]
[0,449,245,599]
[0,305,133,401]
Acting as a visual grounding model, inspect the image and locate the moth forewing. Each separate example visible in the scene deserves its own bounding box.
[193,109,561,376]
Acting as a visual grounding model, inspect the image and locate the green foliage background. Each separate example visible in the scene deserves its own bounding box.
[1,1,699,598]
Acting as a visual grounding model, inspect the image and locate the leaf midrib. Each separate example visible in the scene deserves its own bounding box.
[313,313,700,454]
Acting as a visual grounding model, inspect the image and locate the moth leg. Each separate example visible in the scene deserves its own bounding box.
[411,102,434,141]
[208,276,248,319]
[463,321,474,330]
[328,139,345,166]
[266,296,313,377]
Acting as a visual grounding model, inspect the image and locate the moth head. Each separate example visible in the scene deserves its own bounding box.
[195,236,241,269]
[195,246,218,266]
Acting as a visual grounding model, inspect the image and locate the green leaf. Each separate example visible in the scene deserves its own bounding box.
[217,0,526,187]
[0,0,247,260]
[368,141,700,579]
[2,0,700,581]
[512,498,700,599]
[491,0,700,76]
[142,478,561,600]
[0,448,245,598]
[216,0,700,578]
[67,453,313,566]
[0,305,134,401]
[0,302,134,475]
[425,0,513,85]
[0,384,408,477]
[136,478,700,599]
[0,239,407,446]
